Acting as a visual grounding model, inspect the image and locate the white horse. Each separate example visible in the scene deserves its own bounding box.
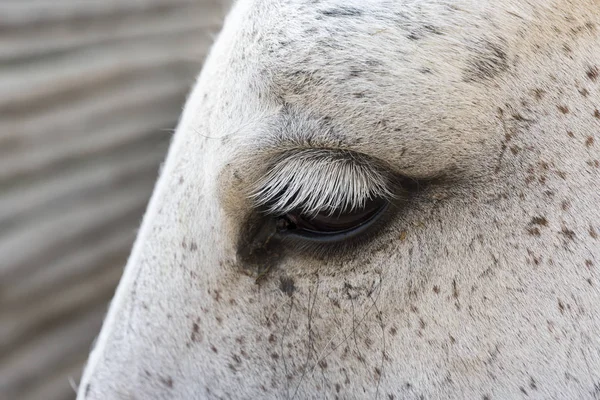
[78,0,600,398]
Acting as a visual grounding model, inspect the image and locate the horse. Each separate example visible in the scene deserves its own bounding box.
[77,0,600,398]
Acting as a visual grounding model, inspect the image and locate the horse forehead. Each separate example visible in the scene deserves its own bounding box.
[234,0,591,81]
[239,0,518,67]
[220,1,525,131]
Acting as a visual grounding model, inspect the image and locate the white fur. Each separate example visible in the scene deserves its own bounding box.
[78,1,600,399]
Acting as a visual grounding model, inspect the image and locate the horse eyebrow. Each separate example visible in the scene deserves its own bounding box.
[250,148,393,217]
[248,105,358,155]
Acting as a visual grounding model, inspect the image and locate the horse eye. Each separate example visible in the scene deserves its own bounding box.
[275,197,388,243]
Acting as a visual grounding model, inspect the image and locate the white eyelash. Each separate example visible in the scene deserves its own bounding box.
[251,149,393,217]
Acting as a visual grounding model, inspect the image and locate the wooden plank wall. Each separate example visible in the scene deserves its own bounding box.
[0,1,228,399]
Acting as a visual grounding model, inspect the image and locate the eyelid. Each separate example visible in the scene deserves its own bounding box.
[250,149,395,217]
[275,201,390,243]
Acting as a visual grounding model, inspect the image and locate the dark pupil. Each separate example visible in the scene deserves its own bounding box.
[283,197,385,234]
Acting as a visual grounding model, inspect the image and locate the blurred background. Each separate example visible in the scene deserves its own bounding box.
[0,1,228,399]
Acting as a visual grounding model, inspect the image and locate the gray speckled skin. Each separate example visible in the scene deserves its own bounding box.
[79,1,600,399]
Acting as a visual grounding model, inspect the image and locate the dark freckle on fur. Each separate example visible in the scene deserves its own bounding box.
[586,137,594,147]
[561,227,576,241]
[319,359,328,369]
[557,105,569,114]
[336,384,342,393]
[159,376,173,389]
[512,112,529,122]
[530,216,548,227]
[389,326,398,336]
[349,67,363,78]
[424,24,443,35]
[483,395,491,400]
[590,226,598,239]
[210,345,218,353]
[585,260,593,268]
[433,285,440,294]
[464,40,508,82]
[85,384,91,397]
[558,299,565,314]
[268,333,276,343]
[529,377,537,390]
[320,7,362,17]
[587,66,599,81]
[532,88,546,100]
[580,88,590,97]
[271,352,279,360]
[567,130,575,138]
[190,322,202,343]
[190,242,198,251]
[520,387,528,395]
[279,276,296,297]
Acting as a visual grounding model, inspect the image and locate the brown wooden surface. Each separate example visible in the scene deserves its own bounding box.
[0,2,228,399]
